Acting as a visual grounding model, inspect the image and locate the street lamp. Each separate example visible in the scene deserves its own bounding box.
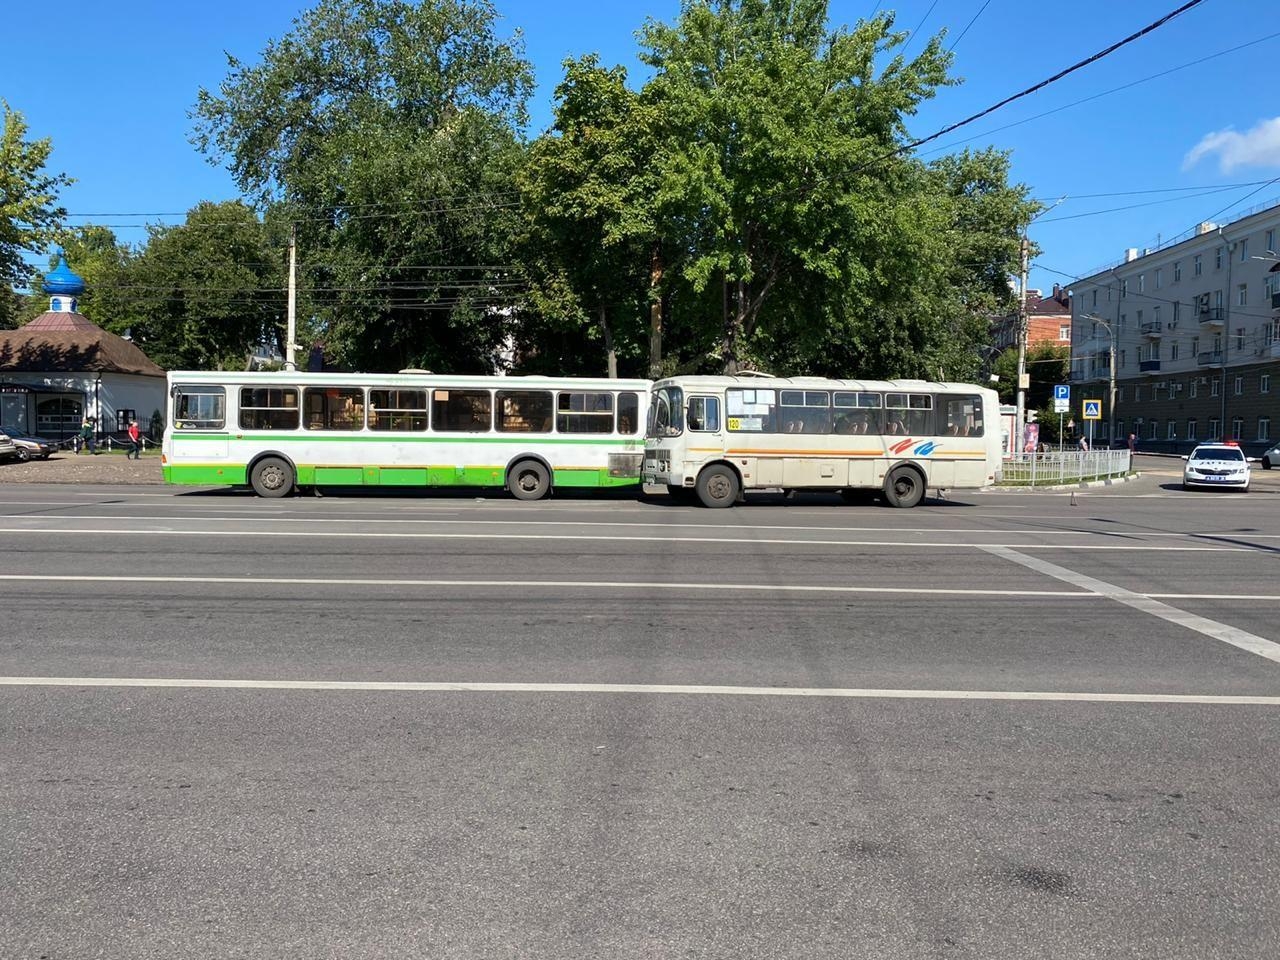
[1081,313,1117,449]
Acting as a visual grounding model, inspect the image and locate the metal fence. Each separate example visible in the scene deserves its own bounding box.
[999,450,1132,487]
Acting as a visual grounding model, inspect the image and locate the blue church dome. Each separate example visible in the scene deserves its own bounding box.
[42,254,86,297]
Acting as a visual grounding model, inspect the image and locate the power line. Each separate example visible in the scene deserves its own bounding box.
[901,0,941,56]
[900,0,1209,159]
[947,0,995,53]
[1032,180,1279,202]
[922,29,1280,159]
[1034,185,1259,224]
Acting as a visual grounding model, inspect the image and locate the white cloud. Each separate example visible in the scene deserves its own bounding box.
[1182,116,1280,173]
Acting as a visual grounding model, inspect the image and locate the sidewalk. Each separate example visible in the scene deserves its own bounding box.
[0,450,165,484]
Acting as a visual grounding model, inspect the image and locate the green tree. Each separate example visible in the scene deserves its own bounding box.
[992,342,1069,407]
[191,0,534,373]
[124,201,286,370]
[516,55,658,378]
[0,102,73,328]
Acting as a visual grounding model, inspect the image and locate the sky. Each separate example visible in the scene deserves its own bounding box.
[4,0,1279,299]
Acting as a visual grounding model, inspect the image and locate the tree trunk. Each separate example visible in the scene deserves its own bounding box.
[648,244,663,379]
[722,275,745,374]
[599,304,617,379]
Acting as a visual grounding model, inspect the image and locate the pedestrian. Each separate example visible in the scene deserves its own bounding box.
[127,418,142,459]
[1127,433,1136,454]
[1078,434,1089,453]
[78,417,95,455]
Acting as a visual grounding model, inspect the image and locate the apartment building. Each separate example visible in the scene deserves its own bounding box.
[1070,197,1280,453]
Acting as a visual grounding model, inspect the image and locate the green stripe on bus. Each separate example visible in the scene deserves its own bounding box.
[163,462,638,489]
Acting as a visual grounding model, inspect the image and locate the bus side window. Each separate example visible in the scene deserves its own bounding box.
[617,392,640,435]
[687,396,720,432]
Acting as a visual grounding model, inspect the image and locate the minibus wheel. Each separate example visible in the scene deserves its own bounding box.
[251,456,295,498]
[883,466,924,508]
[509,459,551,501]
[696,464,739,508]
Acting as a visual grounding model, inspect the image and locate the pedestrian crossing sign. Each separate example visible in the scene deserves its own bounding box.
[1083,400,1102,420]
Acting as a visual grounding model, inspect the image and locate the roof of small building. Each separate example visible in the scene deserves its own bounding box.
[0,323,165,377]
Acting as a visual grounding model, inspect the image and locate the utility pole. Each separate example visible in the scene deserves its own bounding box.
[1014,234,1030,455]
[285,222,298,371]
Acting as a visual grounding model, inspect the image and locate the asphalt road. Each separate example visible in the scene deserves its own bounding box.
[1,471,1278,959]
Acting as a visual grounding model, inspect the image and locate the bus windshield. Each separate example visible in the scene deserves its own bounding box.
[648,387,683,438]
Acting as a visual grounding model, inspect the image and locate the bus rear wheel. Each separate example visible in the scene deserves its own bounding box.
[696,464,739,508]
[508,460,551,501]
[251,457,295,498]
[883,466,925,508]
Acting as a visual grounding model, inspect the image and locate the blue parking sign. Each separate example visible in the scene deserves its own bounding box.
[1054,384,1070,402]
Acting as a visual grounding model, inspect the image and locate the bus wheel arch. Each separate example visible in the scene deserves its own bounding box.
[695,461,741,508]
[506,455,553,501]
[248,453,297,498]
[882,462,926,508]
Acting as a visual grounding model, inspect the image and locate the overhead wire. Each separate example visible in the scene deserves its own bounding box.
[946,0,995,53]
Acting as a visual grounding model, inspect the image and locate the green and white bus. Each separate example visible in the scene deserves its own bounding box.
[163,371,650,499]
[643,374,1002,507]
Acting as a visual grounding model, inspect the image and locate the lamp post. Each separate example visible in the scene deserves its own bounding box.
[1082,313,1117,448]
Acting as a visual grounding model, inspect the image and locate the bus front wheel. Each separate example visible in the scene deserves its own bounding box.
[696,464,739,508]
[251,457,295,498]
[883,466,925,508]
[509,460,551,501]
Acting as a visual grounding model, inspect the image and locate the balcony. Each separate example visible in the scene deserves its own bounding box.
[1271,291,1280,310]
[1199,307,1224,328]
[1197,350,1223,366]
[1139,359,1161,374]
[1140,321,1162,338]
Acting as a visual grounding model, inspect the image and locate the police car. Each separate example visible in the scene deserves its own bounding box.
[1182,442,1252,492]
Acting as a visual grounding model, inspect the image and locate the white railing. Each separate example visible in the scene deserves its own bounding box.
[1000,450,1132,487]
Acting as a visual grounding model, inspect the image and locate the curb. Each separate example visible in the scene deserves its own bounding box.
[986,472,1141,494]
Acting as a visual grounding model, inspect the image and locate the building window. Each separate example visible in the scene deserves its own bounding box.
[1267,273,1280,300]
[1136,309,1144,328]
[1172,301,1180,327]
[1119,349,1126,369]
[1173,260,1182,282]
[1211,378,1220,397]
[1267,229,1275,253]
[1059,324,1070,340]
[1232,417,1244,440]
[1171,342,1179,361]
[1240,239,1249,262]
[1237,284,1248,307]
[1259,417,1272,441]
[1139,274,1145,293]
[1119,386,1126,403]
[1235,327,1246,350]
[1148,420,1159,440]
[1216,247,1223,270]
[1209,417,1220,440]
[1121,279,1128,298]
[1234,375,1244,396]
[1191,336,1199,356]
[1155,268,1163,288]
[1262,374,1271,394]
[1190,379,1198,398]
[1134,385,1142,402]
[1153,305,1161,328]
[1187,418,1197,440]
[1167,421,1177,440]
[1214,289,1224,310]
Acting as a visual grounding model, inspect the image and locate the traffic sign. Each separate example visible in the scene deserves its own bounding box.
[1053,384,1070,402]
[1083,399,1102,420]
[1053,398,1069,413]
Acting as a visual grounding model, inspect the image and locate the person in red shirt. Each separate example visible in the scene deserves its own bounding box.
[126,419,142,460]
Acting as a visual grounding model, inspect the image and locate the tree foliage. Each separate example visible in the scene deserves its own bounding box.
[0,102,72,328]
[192,0,534,372]
[123,201,286,370]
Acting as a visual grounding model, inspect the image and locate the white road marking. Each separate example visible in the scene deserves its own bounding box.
[0,675,1275,705]
[0,573,1090,598]
[983,546,1280,665]
[4,512,1270,539]
[0,525,1246,551]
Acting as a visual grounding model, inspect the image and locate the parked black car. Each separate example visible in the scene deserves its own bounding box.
[0,426,58,461]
